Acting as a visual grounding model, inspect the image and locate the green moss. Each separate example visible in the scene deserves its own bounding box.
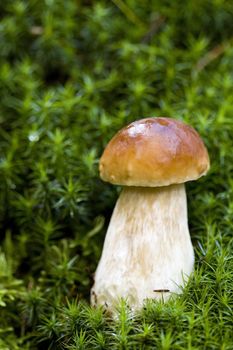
[0,0,233,348]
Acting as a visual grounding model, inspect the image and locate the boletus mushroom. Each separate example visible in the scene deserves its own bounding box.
[91,117,210,310]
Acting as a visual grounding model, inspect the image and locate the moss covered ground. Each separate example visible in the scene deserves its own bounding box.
[0,0,233,348]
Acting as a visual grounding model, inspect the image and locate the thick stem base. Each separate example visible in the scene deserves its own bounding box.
[91,184,194,310]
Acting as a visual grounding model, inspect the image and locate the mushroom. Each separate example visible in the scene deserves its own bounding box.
[91,117,210,310]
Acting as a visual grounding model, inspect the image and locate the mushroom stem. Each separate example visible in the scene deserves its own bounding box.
[91,183,194,310]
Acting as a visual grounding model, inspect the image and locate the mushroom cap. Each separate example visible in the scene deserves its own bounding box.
[99,117,210,187]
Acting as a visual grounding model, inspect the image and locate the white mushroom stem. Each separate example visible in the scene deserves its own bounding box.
[91,184,194,310]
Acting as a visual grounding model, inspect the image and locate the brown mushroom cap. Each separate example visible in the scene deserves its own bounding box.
[99,117,210,187]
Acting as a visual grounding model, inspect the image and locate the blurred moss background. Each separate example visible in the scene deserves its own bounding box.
[0,0,233,349]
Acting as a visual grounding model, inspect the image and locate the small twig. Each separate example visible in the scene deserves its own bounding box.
[153,289,170,293]
[195,42,228,72]
[141,15,165,43]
